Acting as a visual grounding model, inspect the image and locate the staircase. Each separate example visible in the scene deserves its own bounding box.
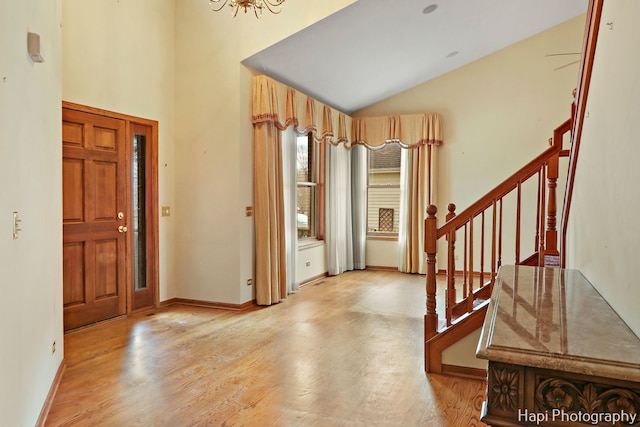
[423,117,571,376]
[423,0,602,377]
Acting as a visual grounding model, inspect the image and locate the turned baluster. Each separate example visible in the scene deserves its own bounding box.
[571,88,577,134]
[545,152,560,265]
[463,224,468,299]
[539,165,547,257]
[535,170,542,253]
[515,182,522,264]
[498,198,503,270]
[467,215,474,313]
[546,158,559,243]
[480,211,485,287]
[490,200,497,290]
[425,205,438,340]
[445,204,456,326]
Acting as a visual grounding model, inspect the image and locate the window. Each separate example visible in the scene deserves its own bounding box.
[296,133,324,240]
[367,144,401,237]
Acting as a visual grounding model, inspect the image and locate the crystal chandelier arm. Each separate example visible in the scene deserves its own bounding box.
[209,0,229,12]
[210,0,282,18]
[262,0,285,14]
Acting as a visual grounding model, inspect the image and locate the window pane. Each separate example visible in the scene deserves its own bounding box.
[296,135,312,182]
[132,134,147,290]
[368,143,401,171]
[297,185,316,238]
[368,144,401,233]
[367,186,400,233]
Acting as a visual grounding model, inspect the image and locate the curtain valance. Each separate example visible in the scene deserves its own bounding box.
[352,114,442,149]
[252,75,443,149]
[252,75,351,146]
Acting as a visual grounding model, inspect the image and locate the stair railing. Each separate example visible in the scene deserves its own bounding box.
[561,0,604,267]
[424,118,572,342]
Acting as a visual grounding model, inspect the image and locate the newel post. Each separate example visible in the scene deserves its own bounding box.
[425,204,438,341]
[544,140,561,266]
[545,156,559,253]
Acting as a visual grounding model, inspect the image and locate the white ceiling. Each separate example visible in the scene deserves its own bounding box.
[242,0,587,114]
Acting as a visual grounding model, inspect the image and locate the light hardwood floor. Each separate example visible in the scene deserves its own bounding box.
[46,270,488,427]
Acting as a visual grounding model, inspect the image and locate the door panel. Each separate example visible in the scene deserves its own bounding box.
[94,161,118,219]
[94,126,117,150]
[95,239,119,297]
[62,159,85,221]
[62,121,84,147]
[63,242,85,306]
[62,108,128,331]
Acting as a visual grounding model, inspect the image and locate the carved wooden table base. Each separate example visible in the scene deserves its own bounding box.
[482,362,640,426]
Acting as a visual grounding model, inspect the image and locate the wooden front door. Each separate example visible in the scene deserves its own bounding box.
[62,109,128,330]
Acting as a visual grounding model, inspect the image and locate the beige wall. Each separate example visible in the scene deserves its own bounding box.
[567,2,640,335]
[442,328,487,370]
[366,239,398,268]
[356,15,585,269]
[0,0,63,425]
[62,0,177,301]
[297,244,327,284]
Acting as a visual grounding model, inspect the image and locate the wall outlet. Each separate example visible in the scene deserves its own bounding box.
[51,341,56,355]
[247,278,252,286]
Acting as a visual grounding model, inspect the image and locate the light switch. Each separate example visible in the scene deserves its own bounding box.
[161,206,171,217]
[27,32,45,63]
[13,212,22,239]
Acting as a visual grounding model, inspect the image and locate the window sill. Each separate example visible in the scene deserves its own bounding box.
[367,234,399,242]
[298,239,324,250]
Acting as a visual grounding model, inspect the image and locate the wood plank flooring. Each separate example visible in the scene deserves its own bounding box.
[45,270,488,427]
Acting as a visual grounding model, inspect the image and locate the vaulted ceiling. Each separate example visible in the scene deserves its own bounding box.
[243,0,588,114]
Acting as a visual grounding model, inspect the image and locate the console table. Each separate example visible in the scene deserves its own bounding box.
[477,265,640,426]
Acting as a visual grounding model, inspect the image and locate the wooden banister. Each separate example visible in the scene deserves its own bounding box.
[437,118,570,240]
[561,0,604,267]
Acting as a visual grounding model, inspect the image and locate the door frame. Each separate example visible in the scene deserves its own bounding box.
[63,101,160,315]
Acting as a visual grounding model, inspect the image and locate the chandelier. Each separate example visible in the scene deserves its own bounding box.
[209,0,285,18]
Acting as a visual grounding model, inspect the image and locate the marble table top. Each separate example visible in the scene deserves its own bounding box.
[476,265,640,382]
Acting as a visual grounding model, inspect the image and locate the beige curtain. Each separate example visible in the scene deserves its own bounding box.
[252,76,351,305]
[399,144,439,274]
[253,121,287,305]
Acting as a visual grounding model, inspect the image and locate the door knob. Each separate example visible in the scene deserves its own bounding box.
[118,225,128,233]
